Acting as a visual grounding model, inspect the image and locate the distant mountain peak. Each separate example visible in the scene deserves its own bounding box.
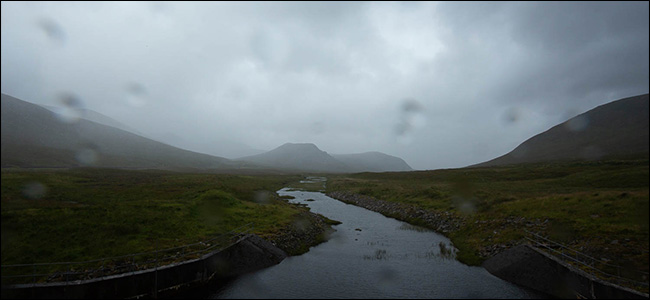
[278,142,320,150]
[238,142,412,173]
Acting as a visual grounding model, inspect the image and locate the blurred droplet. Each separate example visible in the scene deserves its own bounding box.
[502,107,521,124]
[401,98,423,113]
[237,276,271,298]
[37,18,66,44]
[437,241,457,259]
[581,145,604,160]
[395,98,426,145]
[293,215,310,233]
[125,82,147,107]
[451,176,477,215]
[76,147,98,166]
[511,144,528,159]
[565,115,589,132]
[149,1,167,13]
[22,182,47,199]
[53,93,85,123]
[254,191,270,204]
[453,196,477,215]
[377,265,398,286]
[311,121,325,135]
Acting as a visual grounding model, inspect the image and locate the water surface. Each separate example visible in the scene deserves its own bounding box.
[211,179,544,299]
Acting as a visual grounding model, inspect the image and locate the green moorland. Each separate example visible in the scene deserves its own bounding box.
[326,159,649,292]
[0,168,326,282]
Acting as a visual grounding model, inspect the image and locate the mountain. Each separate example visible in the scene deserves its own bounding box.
[1,93,234,171]
[473,94,649,167]
[237,143,350,173]
[237,143,413,173]
[331,152,412,172]
[42,105,142,135]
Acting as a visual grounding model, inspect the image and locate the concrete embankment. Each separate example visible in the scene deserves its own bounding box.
[1,234,288,299]
[2,200,336,299]
[483,245,649,299]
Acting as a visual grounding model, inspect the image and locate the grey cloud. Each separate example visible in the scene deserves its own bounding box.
[1,1,648,169]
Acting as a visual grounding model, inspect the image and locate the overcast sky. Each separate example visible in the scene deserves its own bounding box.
[2,1,648,170]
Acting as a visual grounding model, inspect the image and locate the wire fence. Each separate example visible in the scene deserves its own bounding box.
[524,229,649,290]
[1,223,254,286]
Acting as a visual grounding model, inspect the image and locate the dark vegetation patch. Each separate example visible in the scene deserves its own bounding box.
[0,168,331,281]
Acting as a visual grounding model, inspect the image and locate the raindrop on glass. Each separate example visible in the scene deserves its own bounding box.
[377,265,398,286]
[502,107,521,124]
[37,17,66,44]
[254,191,270,204]
[53,93,85,123]
[76,147,98,166]
[565,115,589,132]
[22,182,48,199]
[395,98,426,144]
[125,82,147,107]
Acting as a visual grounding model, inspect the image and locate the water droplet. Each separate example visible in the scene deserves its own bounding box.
[293,215,310,233]
[76,147,98,166]
[581,145,603,160]
[53,93,85,123]
[502,107,521,124]
[454,197,477,215]
[254,191,270,204]
[377,266,398,286]
[311,121,325,135]
[125,82,147,107]
[401,98,423,113]
[565,115,589,132]
[22,182,47,199]
[395,98,426,144]
[37,18,66,44]
[511,144,529,159]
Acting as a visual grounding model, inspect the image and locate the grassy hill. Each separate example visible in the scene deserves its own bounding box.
[1,93,234,171]
[475,94,649,167]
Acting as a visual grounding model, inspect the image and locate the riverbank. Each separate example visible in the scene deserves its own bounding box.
[325,160,649,290]
[326,190,649,299]
[268,210,341,256]
[326,190,543,261]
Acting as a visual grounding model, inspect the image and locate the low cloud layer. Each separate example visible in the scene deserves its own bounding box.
[2,2,648,169]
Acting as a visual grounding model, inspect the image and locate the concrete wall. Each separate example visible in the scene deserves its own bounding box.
[483,245,649,299]
[1,234,287,299]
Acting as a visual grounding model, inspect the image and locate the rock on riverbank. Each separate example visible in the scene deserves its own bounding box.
[269,211,339,256]
[326,191,465,233]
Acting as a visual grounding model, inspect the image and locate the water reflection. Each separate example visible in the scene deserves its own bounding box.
[209,180,544,299]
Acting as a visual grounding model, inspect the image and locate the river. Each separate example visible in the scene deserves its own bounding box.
[207,177,546,299]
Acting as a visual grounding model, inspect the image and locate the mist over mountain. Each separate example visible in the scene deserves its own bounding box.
[237,143,413,173]
[41,105,143,136]
[1,93,234,171]
[237,143,350,173]
[473,94,649,167]
[331,152,412,172]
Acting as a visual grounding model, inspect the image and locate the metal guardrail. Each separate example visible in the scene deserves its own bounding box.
[1,223,254,286]
[524,229,649,288]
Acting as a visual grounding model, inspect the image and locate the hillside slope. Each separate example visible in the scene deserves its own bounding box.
[474,94,649,167]
[1,93,233,171]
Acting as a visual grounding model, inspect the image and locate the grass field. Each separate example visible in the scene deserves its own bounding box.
[1,168,313,271]
[2,161,648,291]
[326,159,649,291]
